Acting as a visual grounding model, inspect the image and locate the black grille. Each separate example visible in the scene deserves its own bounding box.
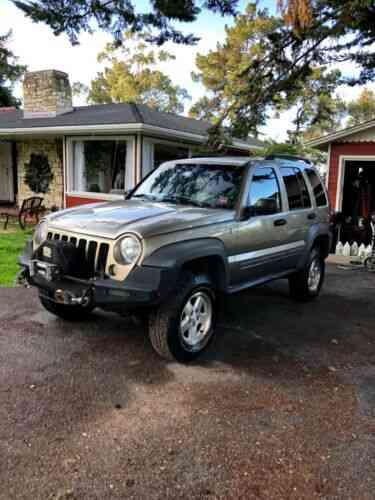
[46,232,110,278]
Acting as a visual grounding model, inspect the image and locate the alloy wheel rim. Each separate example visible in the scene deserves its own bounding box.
[308,258,322,292]
[180,291,213,348]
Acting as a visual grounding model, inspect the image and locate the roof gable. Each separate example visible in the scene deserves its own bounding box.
[338,126,375,143]
[307,118,375,150]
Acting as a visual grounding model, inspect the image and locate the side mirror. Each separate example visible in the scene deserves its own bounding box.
[241,198,279,219]
[124,189,132,199]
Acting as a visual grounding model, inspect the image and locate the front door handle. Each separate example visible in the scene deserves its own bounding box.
[307,213,317,220]
[274,218,287,227]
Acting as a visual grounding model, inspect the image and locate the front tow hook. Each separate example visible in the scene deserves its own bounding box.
[54,288,92,307]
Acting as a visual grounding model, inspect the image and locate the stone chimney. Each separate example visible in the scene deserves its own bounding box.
[23,70,73,119]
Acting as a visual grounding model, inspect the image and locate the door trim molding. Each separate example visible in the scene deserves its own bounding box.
[228,240,306,264]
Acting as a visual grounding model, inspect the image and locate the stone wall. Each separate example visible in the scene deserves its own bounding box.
[23,70,73,118]
[17,138,64,209]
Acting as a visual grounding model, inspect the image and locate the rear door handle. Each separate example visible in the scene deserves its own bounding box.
[307,213,317,220]
[274,218,287,227]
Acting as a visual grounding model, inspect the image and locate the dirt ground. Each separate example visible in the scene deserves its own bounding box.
[1,264,375,500]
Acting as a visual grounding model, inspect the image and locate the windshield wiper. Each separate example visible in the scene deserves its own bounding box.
[160,195,212,208]
[131,193,159,201]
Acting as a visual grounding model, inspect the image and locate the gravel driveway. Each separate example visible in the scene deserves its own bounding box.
[1,264,375,499]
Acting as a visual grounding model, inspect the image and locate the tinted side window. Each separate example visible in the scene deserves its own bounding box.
[295,169,311,208]
[281,167,308,210]
[249,167,281,215]
[305,168,328,206]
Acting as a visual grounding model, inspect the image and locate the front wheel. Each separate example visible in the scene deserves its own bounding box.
[289,248,325,301]
[148,273,216,362]
[39,293,94,321]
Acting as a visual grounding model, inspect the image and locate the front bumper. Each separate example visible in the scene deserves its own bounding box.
[19,239,177,309]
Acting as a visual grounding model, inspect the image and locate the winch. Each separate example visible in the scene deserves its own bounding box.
[34,239,80,277]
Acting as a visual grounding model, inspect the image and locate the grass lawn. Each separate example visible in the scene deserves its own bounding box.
[0,225,34,287]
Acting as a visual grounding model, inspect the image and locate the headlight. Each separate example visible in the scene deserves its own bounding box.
[34,221,48,246]
[115,235,142,265]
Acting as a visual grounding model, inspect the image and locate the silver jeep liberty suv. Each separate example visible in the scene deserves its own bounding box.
[20,154,331,362]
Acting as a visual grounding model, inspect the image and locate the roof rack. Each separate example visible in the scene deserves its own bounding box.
[265,154,312,165]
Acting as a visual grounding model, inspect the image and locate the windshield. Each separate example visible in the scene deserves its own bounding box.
[131,162,245,209]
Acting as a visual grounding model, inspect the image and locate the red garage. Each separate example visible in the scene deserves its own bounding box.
[308,119,375,245]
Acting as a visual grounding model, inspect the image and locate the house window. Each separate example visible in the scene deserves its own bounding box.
[142,138,190,177]
[68,138,134,195]
[154,143,189,167]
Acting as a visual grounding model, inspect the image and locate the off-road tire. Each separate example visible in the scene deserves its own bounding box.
[39,293,94,321]
[289,247,325,302]
[148,272,216,362]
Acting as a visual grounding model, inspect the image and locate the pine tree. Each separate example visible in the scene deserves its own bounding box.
[13,0,238,45]
[0,31,26,107]
[190,4,345,141]
[84,31,190,113]
[346,89,375,127]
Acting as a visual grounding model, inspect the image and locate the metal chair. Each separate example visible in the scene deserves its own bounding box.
[1,196,45,230]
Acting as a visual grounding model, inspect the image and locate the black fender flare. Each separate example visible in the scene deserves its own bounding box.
[143,238,230,290]
[297,224,331,269]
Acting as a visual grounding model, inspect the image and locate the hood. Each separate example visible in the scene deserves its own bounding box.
[47,199,232,239]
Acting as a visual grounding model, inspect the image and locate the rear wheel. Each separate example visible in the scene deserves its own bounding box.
[39,293,94,321]
[148,272,216,362]
[289,248,325,301]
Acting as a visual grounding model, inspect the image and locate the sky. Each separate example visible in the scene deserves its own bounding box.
[1,0,374,141]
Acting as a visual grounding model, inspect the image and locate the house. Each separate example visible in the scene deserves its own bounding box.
[0,70,263,209]
[308,119,375,220]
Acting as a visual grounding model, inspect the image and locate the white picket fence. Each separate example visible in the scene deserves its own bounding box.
[335,241,373,260]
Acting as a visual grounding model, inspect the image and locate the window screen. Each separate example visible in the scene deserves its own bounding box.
[249,167,281,215]
[305,168,328,206]
[281,166,310,210]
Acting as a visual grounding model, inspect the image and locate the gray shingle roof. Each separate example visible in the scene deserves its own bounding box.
[0,103,264,148]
